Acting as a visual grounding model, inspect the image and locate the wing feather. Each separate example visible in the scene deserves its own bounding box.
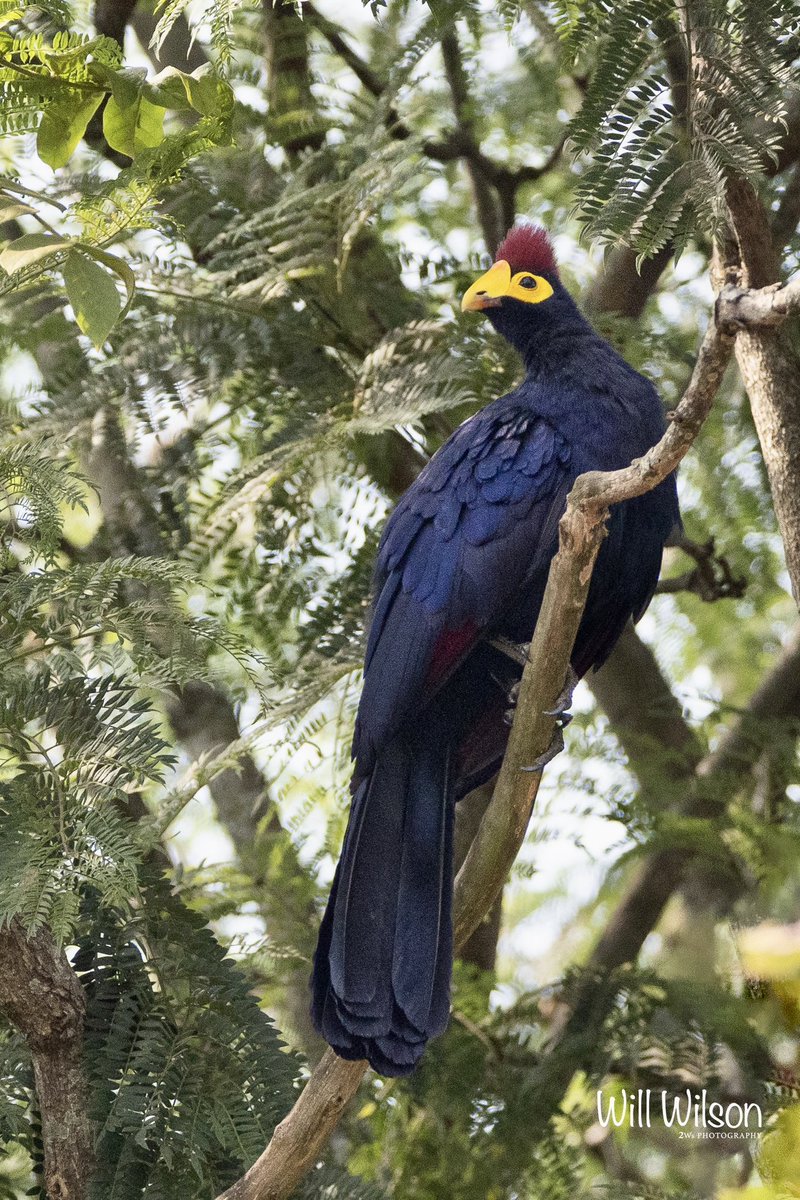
[354,400,573,771]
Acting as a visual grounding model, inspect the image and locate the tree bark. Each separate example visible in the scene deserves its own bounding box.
[584,245,673,320]
[726,178,800,607]
[262,0,324,155]
[454,783,503,971]
[0,923,93,1200]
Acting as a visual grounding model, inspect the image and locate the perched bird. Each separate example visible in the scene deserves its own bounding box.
[311,223,679,1076]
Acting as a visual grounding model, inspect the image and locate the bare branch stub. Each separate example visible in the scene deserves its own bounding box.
[716,275,800,330]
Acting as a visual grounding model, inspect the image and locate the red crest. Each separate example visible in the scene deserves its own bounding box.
[494,223,558,276]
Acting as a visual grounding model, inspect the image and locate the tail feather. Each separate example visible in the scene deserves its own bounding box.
[311,729,455,1075]
[329,740,408,1008]
[392,744,452,1034]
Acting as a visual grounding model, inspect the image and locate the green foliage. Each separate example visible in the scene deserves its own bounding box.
[0,0,798,1198]
[557,0,800,256]
[0,440,87,563]
[75,872,298,1199]
[0,8,233,164]
[0,1,234,343]
[150,0,247,71]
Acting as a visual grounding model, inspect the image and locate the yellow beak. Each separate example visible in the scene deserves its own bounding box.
[461,259,511,312]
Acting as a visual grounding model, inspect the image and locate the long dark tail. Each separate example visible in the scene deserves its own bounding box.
[311,729,455,1076]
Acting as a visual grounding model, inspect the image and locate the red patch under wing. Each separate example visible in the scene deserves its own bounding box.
[495,223,557,276]
[426,620,480,688]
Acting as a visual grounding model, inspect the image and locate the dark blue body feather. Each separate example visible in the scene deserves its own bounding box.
[311,274,680,1075]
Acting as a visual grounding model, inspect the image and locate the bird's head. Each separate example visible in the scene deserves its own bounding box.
[461,223,577,363]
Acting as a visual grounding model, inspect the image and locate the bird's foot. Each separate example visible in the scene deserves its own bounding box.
[502,679,521,728]
[543,665,579,725]
[521,666,580,772]
[489,635,530,669]
[522,725,565,773]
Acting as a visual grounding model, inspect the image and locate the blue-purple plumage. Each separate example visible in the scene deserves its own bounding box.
[311,226,680,1076]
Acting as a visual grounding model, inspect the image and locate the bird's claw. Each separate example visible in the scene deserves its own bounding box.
[520,666,579,770]
[522,725,565,773]
[545,665,579,721]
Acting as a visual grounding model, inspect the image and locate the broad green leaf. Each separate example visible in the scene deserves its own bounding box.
[37,92,104,169]
[739,920,800,980]
[180,65,225,118]
[103,69,165,158]
[0,231,71,275]
[143,67,193,111]
[63,249,122,347]
[0,200,34,222]
[75,243,136,318]
[145,65,233,138]
[0,180,67,211]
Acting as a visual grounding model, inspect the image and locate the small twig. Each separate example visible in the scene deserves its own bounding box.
[656,534,746,600]
[307,6,566,249]
[451,1009,502,1059]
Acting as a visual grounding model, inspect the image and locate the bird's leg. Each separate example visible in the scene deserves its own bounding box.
[488,634,530,668]
[488,636,531,726]
[522,665,580,773]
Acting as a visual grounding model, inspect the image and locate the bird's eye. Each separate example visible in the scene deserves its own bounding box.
[519,276,537,289]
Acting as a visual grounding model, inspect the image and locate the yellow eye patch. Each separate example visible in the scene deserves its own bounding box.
[507,270,554,304]
[461,260,554,311]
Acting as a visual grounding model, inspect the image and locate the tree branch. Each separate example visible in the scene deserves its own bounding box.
[590,621,704,788]
[0,922,93,1200]
[304,2,386,99]
[716,274,800,330]
[93,0,137,47]
[654,533,746,600]
[583,245,673,320]
[262,0,325,155]
[439,29,503,253]
[130,6,208,72]
[725,178,800,605]
[306,5,565,251]
[214,315,732,1200]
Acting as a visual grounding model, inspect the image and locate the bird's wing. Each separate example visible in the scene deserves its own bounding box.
[353,404,572,769]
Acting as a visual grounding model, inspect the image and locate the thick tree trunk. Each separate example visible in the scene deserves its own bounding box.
[726,178,800,606]
[0,923,93,1200]
[734,326,800,605]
